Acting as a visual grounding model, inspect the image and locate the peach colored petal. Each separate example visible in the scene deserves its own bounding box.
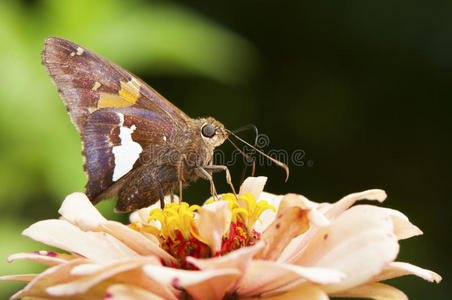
[295,205,399,293]
[258,207,310,261]
[324,189,387,220]
[11,258,89,299]
[372,261,442,283]
[0,274,37,283]
[237,260,344,297]
[115,267,180,300]
[239,176,268,200]
[106,284,165,300]
[58,192,107,230]
[279,200,408,265]
[8,251,76,267]
[277,232,311,264]
[264,194,329,264]
[278,194,329,228]
[348,205,422,240]
[130,206,154,224]
[45,257,164,298]
[22,219,139,263]
[331,282,408,300]
[197,201,232,254]
[259,284,329,300]
[143,265,240,300]
[97,221,175,265]
[186,242,264,290]
[58,192,172,263]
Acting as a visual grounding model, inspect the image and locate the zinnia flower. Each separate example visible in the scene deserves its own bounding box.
[0,177,441,299]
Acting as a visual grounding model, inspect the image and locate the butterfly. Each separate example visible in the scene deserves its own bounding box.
[41,37,244,212]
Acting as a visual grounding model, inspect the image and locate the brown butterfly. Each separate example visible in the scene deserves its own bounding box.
[42,37,288,212]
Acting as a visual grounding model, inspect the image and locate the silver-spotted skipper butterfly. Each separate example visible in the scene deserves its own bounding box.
[42,37,288,212]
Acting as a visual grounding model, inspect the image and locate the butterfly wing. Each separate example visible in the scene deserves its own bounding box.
[82,107,176,201]
[42,37,188,201]
[41,36,190,132]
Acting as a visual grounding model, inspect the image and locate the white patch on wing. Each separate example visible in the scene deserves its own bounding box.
[112,113,143,181]
[76,47,84,55]
[92,81,101,91]
[163,135,167,142]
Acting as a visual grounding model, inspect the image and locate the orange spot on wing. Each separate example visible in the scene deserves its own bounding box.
[98,94,134,108]
[98,79,140,108]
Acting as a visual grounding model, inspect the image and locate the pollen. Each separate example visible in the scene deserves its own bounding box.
[146,203,210,268]
[208,192,275,232]
[207,193,274,254]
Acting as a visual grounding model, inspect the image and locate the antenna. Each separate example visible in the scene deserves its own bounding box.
[226,129,289,182]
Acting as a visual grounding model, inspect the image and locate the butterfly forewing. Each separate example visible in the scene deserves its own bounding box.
[42,37,188,201]
[42,37,189,131]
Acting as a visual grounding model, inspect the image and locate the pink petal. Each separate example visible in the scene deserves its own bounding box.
[324,189,387,220]
[98,221,176,265]
[237,260,344,297]
[186,242,264,290]
[197,201,232,254]
[23,219,139,263]
[58,192,107,230]
[267,195,329,264]
[45,257,172,299]
[258,207,310,261]
[372,261,442,283]
[0,274,37,283]
[239,176,268,200]
[331,282,408,300]
[277,232,312,264]
[143,265,240,300]
[258,284,329,300]
[10,258,90,299]
[106,284,165,300]
[115,267,180,300]
[278,194,329,227]
[348,205,422,240]
[295,205,399,293]
[8,251,75,266]
[58,193,174,264]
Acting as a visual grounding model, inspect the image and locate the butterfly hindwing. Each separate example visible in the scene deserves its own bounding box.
[83,107,175,201]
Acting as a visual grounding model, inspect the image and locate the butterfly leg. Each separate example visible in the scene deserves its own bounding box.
[157,181,165,209]
[177,155,187,203]
[179,180,183,203]
[203,165,237,198]
[196,167,219,200]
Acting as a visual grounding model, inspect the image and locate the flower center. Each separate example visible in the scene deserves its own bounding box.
[147,202,209,268]
[130,194,274,269]
[208,193,274,255]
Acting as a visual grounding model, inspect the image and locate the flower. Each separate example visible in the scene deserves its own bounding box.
[0,177,441,299]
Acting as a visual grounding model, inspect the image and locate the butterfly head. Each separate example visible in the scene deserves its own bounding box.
[198,117,228,149]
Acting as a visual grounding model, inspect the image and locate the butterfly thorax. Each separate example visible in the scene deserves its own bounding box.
[140,117,227,181]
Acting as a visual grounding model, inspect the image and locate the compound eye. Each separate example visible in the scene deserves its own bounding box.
[201,124,216,138]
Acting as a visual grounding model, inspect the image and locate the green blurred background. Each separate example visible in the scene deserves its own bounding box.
[0,0,449,298]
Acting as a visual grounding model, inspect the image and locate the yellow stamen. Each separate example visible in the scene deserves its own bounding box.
[148,202,201,241]
[208,193,275,231]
